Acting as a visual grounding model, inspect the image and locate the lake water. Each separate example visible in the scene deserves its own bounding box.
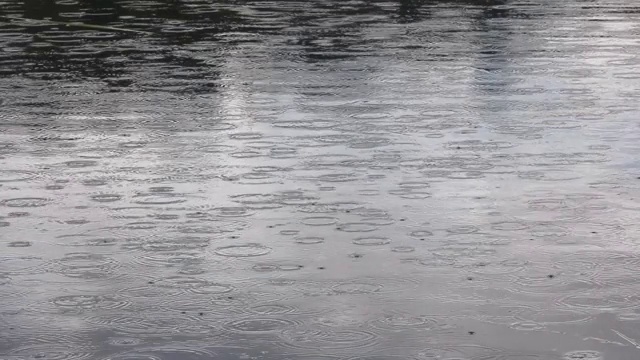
[2,0,640,359]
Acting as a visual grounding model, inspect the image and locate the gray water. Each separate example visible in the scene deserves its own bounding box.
[2,0,640,359]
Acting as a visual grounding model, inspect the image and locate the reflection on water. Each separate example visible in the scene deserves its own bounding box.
[2,0,640,358]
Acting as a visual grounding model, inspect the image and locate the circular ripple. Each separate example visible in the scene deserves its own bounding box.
[558,291,640,311]
[273,120,337,129]
[269,278,297,287]
[528,199,567,211]
[491,221,529,231]
[0,170,36,183]
[392,246,415,253]
[8,241,32,247]
[431,245,496,259]
[515,307,592,324]
[563,350,603,360]
[478,353,549,360]
[140,236,209,252]
[214,207,254,217]
[280,264,305,271]
[417,344,502,359]
[156,276,234,295]
[315,134,356,144]
[617,312,640,321]
[389,189,431,199]
[90,193,123,203]
[347,356,415,360]
[231,150,262,158]
[133,194,187,205]
[421,170,451,178]
[103,347,217,360]
[174,220,248,234]
[86,312,204,337]
[316,173,360,183]
[8,212,30,217]
[152,214,180,221]
[348,137,390,149]
[149,187,174,193]
[588,144,611,151]
[0,255,47,274]
[66,160,98,168]
[49,252,119,278]
[82,179,108,186]
[351,112,389,119]
[252,264,279,272]
[551,257,600,278]
[197,144,235,154]
[8,345,94,360]
[229,132,263,140]
[510,321,545,331]
[1,197,51,207]
[409,230,433,238]
[353,237,391,246]
[52,294,130,310]
[446,225,480,234]
[297,277,418,297]
[132,251,205,268]
[529,223,568,238]
[337,223,378,232]
[446,171,485,179]
[279,327,380,351]
[398,181,431,189]
[231,193,282,209]
[302,216,338,226]
[224,318,299,333]
[295,237,325,245]
[106,337,142,347]
[123,222,158,230]
[542,120,582,129]
[447,140,513,151]
[411,255,456,268]
[60,236,118,247]
[369,313,455,333]
[250,304,297,315]
[119,141,147,149]
[468,259,528,275]
[519,170,581,182]
[332,281,383,294]
[215,243,271,257]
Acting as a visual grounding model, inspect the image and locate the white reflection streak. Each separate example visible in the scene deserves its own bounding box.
[613,329,640,350]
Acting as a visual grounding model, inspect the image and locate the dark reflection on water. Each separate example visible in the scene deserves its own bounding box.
[2,0,640,359]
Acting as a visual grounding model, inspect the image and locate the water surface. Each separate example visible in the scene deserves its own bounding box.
[2,0,640,359]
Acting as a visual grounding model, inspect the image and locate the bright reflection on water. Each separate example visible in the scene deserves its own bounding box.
[1,0,640,359]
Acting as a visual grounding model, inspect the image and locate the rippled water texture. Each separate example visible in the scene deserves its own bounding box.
[2,0,640,358]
